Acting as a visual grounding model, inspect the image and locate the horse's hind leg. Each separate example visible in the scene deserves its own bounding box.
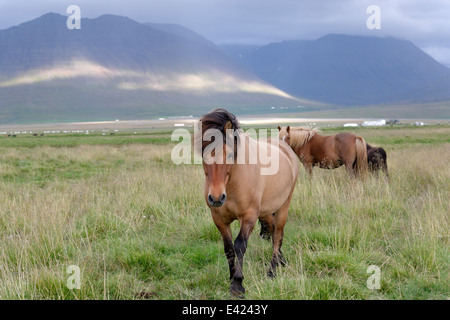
[382,161,389,181]
[259,213,275,240]
[345,161,356,178]
[267,196,292,278]
[378,150,389,180]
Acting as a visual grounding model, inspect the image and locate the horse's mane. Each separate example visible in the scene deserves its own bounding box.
[198,108,241,156]
[286,126,319,149]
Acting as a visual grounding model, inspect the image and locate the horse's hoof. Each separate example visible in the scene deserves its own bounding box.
[259,233,271,241]
[230,281,245,298]
[267,269,276,278]
[135,291,158,299]
[259,221,271,241]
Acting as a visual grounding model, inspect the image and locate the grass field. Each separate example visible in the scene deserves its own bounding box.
[0,124,448,299]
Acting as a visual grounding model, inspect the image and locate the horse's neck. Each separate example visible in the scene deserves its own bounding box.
[228,135,256,183]
[293,133,328,157]
[292,133,316,153]
[231,134,276,167]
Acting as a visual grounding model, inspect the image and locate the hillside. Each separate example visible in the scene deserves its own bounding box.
[1,13,449,124]
[221,34,450,106]
[0,13,312,124]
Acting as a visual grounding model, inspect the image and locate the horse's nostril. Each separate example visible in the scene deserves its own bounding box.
[207,194,226,207]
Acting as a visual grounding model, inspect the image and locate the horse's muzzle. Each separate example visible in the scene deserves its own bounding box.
[208,193,227,207]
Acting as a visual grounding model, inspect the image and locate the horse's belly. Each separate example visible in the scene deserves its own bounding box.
[260,201,281,216]
[317,159,343,169]
[259,184,293,216]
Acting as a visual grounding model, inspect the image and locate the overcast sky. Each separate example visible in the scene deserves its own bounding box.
[1,0,449,65]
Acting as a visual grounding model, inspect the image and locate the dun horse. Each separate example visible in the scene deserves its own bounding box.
[366,143,389,179]
[278,126,368,178]
[199,109,299,297]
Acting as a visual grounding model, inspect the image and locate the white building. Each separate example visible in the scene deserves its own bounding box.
[362,119,386,126]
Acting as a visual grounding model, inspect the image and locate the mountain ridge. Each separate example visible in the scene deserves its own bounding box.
[0,13,315,124]
[221,34,450,106]
[0,13,449,124]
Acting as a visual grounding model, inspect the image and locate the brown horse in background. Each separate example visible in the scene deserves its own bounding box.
[366,143,389,179]
[278,126,368,178]
[199,109,299,297]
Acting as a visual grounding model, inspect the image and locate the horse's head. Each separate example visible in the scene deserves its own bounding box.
[278,126,317,151]
[199,109,240,208]
[203,143,234,207]
[278,125,291,146]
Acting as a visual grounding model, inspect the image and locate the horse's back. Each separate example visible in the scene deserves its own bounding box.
[333,132,363,155]
[265,137,298,181]
[334,132,359,145]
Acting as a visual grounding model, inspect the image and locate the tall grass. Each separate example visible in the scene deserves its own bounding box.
[0,127,448,299]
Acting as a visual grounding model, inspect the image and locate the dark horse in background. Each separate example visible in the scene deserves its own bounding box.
[199,109,299,297]
[366,143,389,179]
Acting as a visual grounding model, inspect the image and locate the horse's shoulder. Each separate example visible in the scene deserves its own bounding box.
[278,139,299,166]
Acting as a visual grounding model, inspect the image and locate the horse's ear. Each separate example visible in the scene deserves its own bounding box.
[287,126,290,133]
[278,126,281,131]
[224,121,233,130]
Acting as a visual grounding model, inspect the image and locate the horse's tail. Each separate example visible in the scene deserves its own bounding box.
[355,136,368,177]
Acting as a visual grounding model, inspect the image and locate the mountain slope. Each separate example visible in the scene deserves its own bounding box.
[144,22,216,48]
[0,13,314,124]
[228,34,450,106]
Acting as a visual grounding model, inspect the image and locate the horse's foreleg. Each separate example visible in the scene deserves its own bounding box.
[232,214,257,297]
[211,212,235,281]
[302,162,313,178]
